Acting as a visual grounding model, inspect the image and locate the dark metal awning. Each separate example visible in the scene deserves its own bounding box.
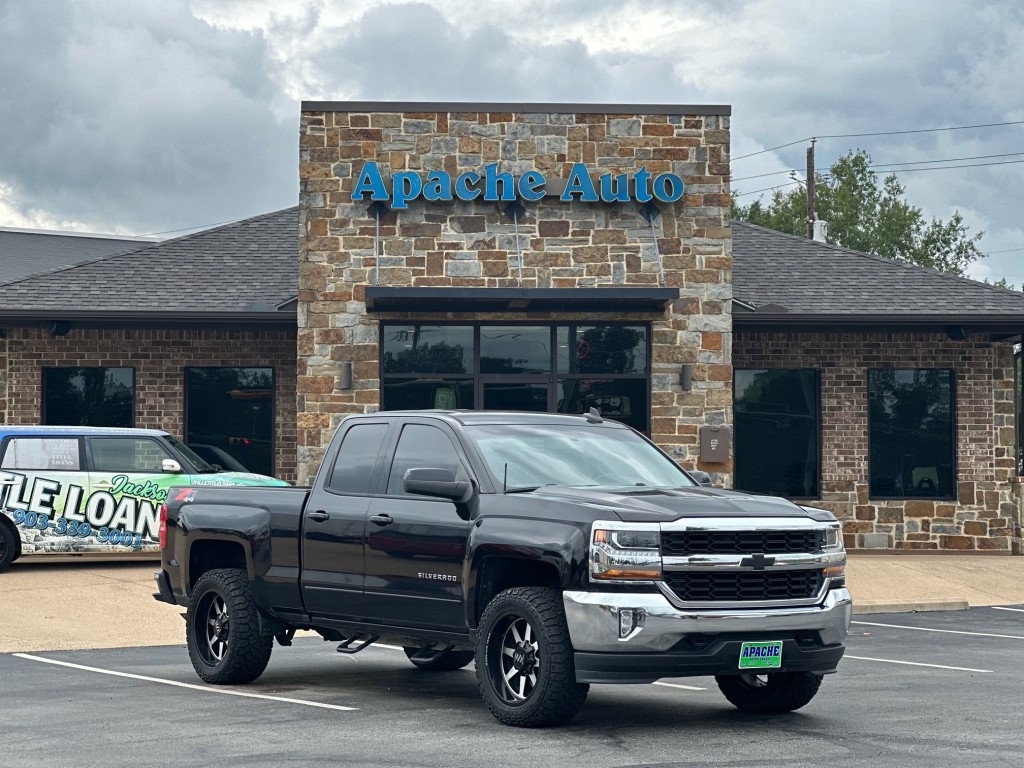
[364,287,678,313]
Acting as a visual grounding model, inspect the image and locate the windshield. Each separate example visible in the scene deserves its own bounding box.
[166,436,217,473]
[465,424,696,490]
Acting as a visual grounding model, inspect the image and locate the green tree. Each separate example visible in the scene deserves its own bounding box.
[732,150,984,275]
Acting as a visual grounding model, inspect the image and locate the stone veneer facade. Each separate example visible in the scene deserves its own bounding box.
[0,328,299,483]
[734,331,1023,553]
[297,104,733,485]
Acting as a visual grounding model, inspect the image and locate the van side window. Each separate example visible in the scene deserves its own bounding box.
[326,424,389,495]
[1,438,81,470]
[386,424,466,496]
[89,438,172,473]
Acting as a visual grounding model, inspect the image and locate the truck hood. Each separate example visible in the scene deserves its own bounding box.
[528,485,811,522]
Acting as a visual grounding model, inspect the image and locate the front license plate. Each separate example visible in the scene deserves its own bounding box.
[738,641,783,670]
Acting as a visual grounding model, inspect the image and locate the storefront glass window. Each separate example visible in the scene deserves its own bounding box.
[734,369,820,498]
[868,369,954,499]
[382,325,472,374]
[185,367,275,477]
[380,323,650,433]
[43,367,134,427]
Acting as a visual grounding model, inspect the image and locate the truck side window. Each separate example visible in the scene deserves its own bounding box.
[1,437,81,470]
[386,424,466,497]
[326,424,389,495]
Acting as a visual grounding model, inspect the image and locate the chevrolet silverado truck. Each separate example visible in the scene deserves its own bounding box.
[154,410,851,727]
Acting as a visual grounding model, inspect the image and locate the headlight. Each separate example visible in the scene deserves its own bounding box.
[822,523,846,581]
[590,522,661,582]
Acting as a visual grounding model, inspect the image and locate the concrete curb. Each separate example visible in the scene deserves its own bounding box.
[852,598,970,615]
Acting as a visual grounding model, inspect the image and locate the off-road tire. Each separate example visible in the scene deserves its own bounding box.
[403,646,475,671]
[186,568,272,685]
[475,586,589,727]
[0,518,19,572]
[716,671,824,713]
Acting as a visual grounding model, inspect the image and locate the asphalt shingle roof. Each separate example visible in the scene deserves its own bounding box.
[732,221,1024,318]
[0,208,298,315]
[0,229,150,285]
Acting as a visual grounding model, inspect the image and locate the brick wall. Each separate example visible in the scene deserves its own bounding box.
[735,331,1023,553]
[297,106,732,484]
[1,327,298,483]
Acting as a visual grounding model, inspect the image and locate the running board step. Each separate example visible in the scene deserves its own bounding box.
[336,634,379,654]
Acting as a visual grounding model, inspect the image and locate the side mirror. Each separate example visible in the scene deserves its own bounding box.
[404,467,473,503]
[689,470,713,487]
[162,459,183,473]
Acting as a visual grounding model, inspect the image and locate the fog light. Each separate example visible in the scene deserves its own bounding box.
[617,608,645,639]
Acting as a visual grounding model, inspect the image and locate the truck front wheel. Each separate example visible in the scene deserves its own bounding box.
[475,586,589,727]
[186,568,272,685]
[715,671,823,714]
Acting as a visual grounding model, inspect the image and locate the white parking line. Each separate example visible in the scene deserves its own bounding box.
[653,681,707,691]
[852,620,1024,640]
[13,653,358,711]
[844,654,991,673]
[991,606,1024,614]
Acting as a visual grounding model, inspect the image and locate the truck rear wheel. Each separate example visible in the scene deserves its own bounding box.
[715,671,823,714]
[0,519,18,572]
[475,586,588,727]
[403,646,475,671]
[186,568,272,685]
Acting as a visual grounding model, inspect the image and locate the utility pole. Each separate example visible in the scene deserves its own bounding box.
[805,138,816,239]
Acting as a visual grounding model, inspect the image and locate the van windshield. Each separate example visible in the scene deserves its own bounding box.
[166,436,217,473]
[464,424,696,491]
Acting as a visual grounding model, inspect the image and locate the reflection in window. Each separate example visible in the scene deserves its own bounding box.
[186,368,274,477]
[386,424,465,496]
[869,369,954,499]
[734,369,820,498]
[89,438,172,473]
[559,326,647,374]
[43,367,133,427]
[480,326,551,374]
[556,378,648,433]
[382,325,472,374]
[1,438,81,470]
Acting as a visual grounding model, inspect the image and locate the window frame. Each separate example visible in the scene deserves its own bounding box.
[85,436,174,474]
[41,366,136,428]
[0,435,86,472]
[183,366,277,477]
[733,367,822,500]
[380,421,473,499]
[324,421,392,497]
[867,367,957,501]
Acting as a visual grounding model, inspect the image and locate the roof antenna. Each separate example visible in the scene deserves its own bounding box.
[503,462,508,494]
[585,407,603,424]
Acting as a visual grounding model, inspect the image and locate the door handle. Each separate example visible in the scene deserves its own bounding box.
[369,514,393,526]
[307,510,331,522]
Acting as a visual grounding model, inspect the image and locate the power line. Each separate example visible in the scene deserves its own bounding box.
[733,120,1024,163]
[731,151,1024,183]
[135,217,243,237]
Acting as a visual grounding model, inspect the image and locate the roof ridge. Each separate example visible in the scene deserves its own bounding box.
[731,220,1023,298]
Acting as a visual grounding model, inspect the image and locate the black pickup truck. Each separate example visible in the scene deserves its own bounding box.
[154,410,851,727]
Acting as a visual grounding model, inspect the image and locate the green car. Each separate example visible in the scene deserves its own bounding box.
[0,426,288,571]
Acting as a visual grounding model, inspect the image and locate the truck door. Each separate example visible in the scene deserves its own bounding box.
[300,421,390,622]
[363,421,473,630]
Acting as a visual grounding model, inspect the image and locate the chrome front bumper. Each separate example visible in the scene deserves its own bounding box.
[563,587,852,653]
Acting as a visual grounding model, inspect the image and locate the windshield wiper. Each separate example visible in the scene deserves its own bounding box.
[505,485,542,494]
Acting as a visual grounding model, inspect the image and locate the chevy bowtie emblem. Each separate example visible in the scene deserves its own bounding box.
[740,553,776,571]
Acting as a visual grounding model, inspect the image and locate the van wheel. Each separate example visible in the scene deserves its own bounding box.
[403,646,475,671]
[475,586,589,727]
[0,519,19,572]
[715,671,823,713]
[186,568,272,684]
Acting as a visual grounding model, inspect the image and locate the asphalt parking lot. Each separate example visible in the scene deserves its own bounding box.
[2,606,1022,768]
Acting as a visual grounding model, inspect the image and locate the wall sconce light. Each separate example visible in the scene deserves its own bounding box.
[679,363,692,391]
[339,361,353,390]
[48,320,71,337]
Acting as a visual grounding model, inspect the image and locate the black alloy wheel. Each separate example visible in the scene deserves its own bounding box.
[185,568,272,685]
[475,586,588,727]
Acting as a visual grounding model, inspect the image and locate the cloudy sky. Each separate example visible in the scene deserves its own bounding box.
[1,0,1022,282]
